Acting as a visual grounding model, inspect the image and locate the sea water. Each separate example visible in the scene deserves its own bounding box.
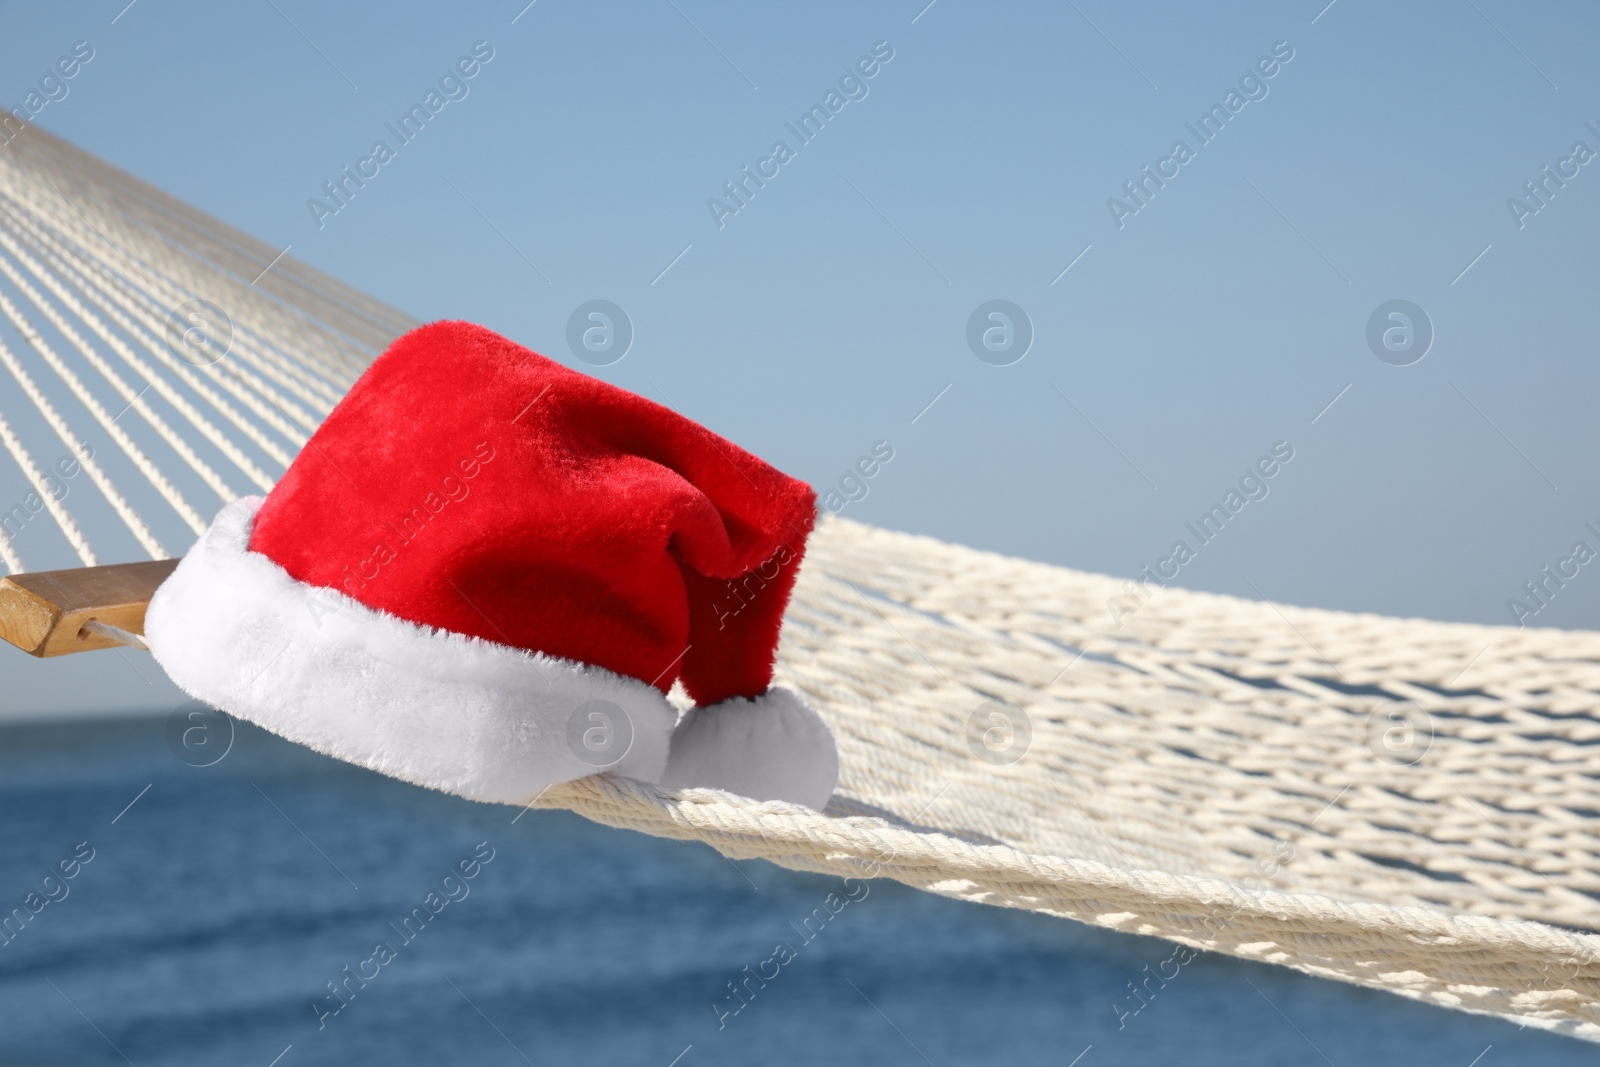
[0,716,1588,1066]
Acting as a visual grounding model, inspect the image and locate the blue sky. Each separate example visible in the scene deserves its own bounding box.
[2,0,1598,714]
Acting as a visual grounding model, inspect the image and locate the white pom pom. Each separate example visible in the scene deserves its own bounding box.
[660,687,839,810]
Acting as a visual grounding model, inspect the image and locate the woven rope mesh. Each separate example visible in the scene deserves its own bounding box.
[4,126,1598,1040]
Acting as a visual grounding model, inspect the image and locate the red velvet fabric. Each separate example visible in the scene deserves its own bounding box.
[249,321,816,706]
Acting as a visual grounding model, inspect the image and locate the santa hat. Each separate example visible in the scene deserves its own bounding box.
[144,321,839,809]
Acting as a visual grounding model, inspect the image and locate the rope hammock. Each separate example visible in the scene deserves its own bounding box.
[2,126,1598,1041]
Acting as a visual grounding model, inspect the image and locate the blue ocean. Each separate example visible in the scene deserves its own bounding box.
[0,714,1589,1066]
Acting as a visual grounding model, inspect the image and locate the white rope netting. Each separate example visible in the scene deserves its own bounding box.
[3,126,1597,1040]
[0,126,401,572]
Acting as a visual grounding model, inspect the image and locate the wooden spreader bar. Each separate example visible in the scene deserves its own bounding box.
[0,560,178,657]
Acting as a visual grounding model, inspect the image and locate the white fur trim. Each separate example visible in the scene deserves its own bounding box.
[144,497,675,804]
[660,687,839,810]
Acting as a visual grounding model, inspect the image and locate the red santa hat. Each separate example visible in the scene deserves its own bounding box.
[144,320,838,809]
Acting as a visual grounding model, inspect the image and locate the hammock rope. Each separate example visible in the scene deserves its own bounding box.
[2,125,1597,1041]
[4,179,322,447]
[0,210,250,498]
[25,218,305,475]
[0,404,91,567]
